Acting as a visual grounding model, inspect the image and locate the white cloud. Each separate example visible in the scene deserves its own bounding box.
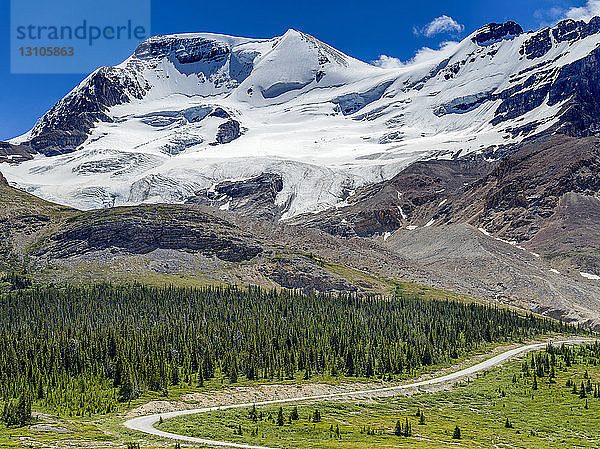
[371,55,405,69]
[372,41,460,69]
[415,15,464,37]
[565,0,600,21]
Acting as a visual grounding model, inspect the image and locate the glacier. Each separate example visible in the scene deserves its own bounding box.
[3,20,600,218]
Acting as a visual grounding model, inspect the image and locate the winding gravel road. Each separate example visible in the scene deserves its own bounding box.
[124,339,595,449]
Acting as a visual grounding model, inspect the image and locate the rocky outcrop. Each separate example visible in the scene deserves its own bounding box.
[36,205,263,262]
[186,173,285,220]
[0,142,33,164]
[213,120,241,144]
[520,17,600,60]
[471,21,523,45]
[493,44,600,136]
[262,255,358,292]
[135,35,230,65]
[0,172,7,186]
[27,66,148,156]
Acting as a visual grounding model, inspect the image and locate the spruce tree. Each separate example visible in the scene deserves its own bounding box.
[394,420,402,436]
[312,409,321,423]
[290,406,299,420]
[453,425,461,439]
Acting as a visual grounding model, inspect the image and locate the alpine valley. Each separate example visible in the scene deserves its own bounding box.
[1,18,600,329]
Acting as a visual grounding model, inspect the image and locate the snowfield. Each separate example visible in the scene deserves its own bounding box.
[3,23,600,217]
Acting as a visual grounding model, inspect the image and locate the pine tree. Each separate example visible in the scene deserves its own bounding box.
[312,409,321,423]
[453,425,461,439]
[249,405,257,422]
[170,364,179,386]
[229,361,238,384]
[394,420,403,436]
[277,407,284,426]
[290,406,299,421]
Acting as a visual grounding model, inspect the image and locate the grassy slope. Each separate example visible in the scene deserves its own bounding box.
[157,350,600,449]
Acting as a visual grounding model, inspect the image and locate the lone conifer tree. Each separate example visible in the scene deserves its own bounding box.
[453,425,461,439]
[290,406,299,420]
[312,409,321,423]
[580,382,587,399]
[394,420,403,436]
[249,404,257,422]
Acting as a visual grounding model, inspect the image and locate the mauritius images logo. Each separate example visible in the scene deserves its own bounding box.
[10,0,151,74]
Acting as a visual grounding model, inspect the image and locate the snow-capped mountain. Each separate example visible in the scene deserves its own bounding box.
[3,19,600,217]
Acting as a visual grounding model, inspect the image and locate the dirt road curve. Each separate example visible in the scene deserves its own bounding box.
[123,339,596,449]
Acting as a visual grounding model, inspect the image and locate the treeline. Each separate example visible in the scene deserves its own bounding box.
[0,283,581,417]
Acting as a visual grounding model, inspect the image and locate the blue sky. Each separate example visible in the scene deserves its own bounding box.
[0,0,595,140]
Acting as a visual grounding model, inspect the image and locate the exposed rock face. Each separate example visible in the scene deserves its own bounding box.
[209,107,230,119]
[493,44,600,136]
[0,142,33,164]
[135,35,230,65]
[134,35,257,83]
[37,205,263,262]
[0,172,7,186]
[261,255,358,292]
[26,67,148,156]
[521,17,600,60]
[471,21,523,45]
[449,136,600,243]
[214,119,241,144]
[186,173,286,220]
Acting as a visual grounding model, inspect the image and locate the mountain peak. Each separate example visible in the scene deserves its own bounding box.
[281,28,302,37]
